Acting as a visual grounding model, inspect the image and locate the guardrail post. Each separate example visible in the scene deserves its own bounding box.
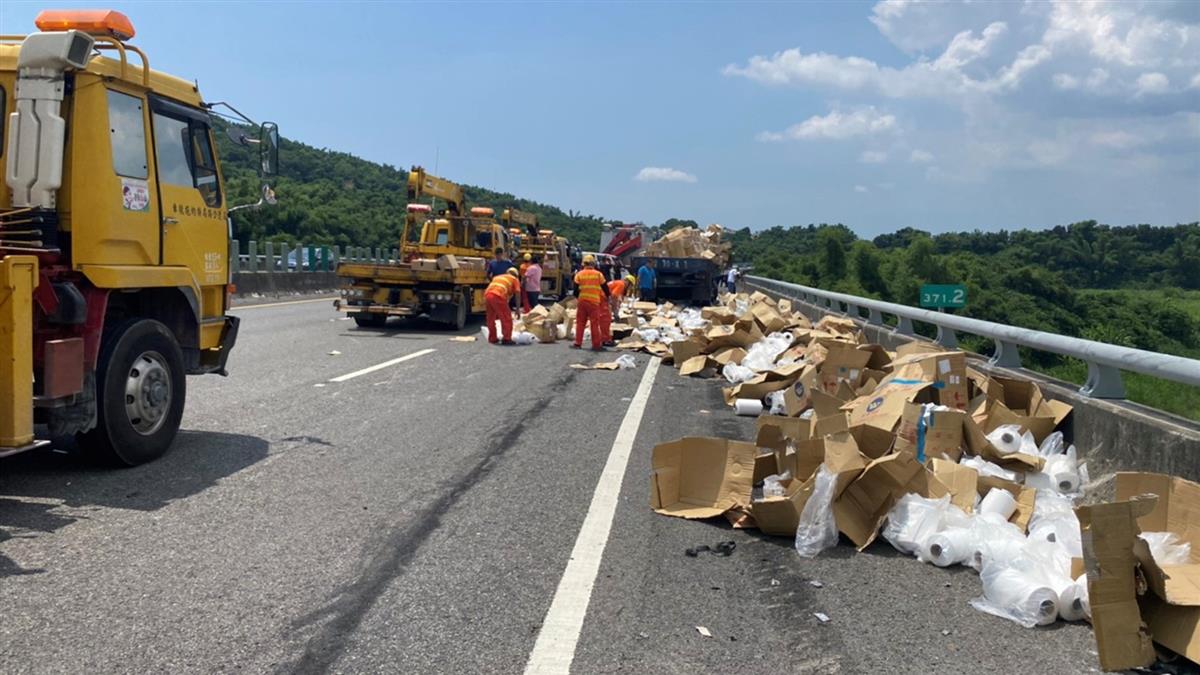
[247,240,258,272]
[936,325,958,349]
[264,242,275,274]
[895,316,914,336]
[230,240,240,273]
[868,308,883,325]
[1083,363,1126,399]
[990,340,1021,368]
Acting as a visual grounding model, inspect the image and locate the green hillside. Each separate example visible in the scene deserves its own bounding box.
[215,122,607,250]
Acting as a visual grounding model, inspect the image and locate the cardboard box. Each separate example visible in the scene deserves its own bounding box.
[751,477,814,537]
[725,363,806,403]
[750,302,788,334]
[679,355,716,377]
[984,376,1073,443]
[755,433,868,537]
[1116,472,1200,605]
[817,343,873,394]
[650,437,756,519]
[977,475,1036,532]
[929,458,978,513]
[753,451,779,484]
[710,347,747,366]
[670,339,704,366]
[841,377,933,457]
[783,367,819,416]
[525,320,557,344]
[891,350,969,410]
[1076,496,1158,671]
[436,254,460,271]
[833,451,949,550]
[701,306,738,325]
[894,401,966,462]
[755,415,812,453]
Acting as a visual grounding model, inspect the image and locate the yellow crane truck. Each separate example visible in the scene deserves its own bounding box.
[334,166,512,329]
[501,208,574,300]
[0,10,277,465]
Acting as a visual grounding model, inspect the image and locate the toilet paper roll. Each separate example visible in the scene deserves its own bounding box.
[986,567,1060,627]
[1057,581,1087,622]
[973,537,1025,570]
[925,529,973,567]
[1074,574,1091,619]
[991,430,1022,455]
[734,398,764,416]
[1052,471,1080,493]
[979,488,1018,520]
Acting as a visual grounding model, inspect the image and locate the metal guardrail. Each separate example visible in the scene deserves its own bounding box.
[745,275,1200,399]
[230,240,396,273]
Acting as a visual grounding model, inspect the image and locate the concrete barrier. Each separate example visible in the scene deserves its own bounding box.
[233,271,339,297]
[745,279,1200,482]
[228,240,395,298]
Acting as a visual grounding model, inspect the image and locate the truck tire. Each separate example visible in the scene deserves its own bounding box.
[77,318,186,466]
[353,313,388,328]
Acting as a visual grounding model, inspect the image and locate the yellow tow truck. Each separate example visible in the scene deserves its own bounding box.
[502,208,575,300]
[1,10,277,465]
[334,166,512,329]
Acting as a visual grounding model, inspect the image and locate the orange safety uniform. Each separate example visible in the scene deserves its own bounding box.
[519,262,532,313]
[599,279,627,344]
[485,274,520,343]
[573,267,608,349]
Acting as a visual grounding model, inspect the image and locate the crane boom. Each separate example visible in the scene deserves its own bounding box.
[407,165,465,215]
[501,208,539,236]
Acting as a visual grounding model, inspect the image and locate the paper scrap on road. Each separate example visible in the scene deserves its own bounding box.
[327,350,341,356]
[695,626,712,638]
[813,612,831,624]
[449,336,477,342]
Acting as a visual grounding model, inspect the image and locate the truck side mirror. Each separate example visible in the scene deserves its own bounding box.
[260,121,279,177]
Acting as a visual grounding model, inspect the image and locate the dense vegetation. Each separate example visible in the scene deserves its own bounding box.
[216,125,1199,417]
[728,222,1200,418]
[216,122,607,251]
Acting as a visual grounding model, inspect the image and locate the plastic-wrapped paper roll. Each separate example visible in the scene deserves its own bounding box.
[1074,574,1091,619]
[925,529,974,567]
[1057,580,1087,622]
[734,398,764,416]
[986,425,1023,456]
[980,566,1060,627]
[1050,471,1080,493]
[973,536,1025,571]
[979,488,1018,520]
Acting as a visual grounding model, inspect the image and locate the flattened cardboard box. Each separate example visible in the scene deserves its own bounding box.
[650,437,756,519]
[1076,495,1158,671]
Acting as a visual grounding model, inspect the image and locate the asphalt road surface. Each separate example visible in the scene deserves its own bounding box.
[0,297,1102,673]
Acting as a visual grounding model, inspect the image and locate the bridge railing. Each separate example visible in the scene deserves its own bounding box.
[744,275,1200,400]
[229,240,399,274]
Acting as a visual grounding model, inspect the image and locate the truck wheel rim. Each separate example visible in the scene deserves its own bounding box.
[124,351,171,435]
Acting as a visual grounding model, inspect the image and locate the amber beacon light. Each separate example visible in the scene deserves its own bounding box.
[34,9,136,41]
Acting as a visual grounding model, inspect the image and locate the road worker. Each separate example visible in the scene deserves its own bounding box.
[485,268,521,345]
[486,247,514,279]
[519,252,533,313]
[598,275,629,347]
[524,255,543,312]
[572,254,610,351]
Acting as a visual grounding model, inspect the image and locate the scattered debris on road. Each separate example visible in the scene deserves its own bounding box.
[684,541,736,558]
[449,336,477,342]
[633,289,1200,671]
[813,612,831,624]
[695,626,713,638]
[327,350,342,356]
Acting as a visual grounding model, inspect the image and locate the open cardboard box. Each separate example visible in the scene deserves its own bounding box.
[753,432,867,537]
[650,437,756,519]
[894,401,966,462]
[983,376,1073,443]
[833,451,949,550]
[890,350,969,410]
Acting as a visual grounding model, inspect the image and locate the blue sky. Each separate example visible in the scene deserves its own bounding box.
[4,1,1198,236]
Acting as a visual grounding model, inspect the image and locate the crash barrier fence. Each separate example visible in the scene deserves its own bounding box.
[744,275,1200,401]
[229,240,398,274]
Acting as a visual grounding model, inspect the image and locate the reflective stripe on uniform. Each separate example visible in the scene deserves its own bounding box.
[575,268,606,305]
[486,274,519,299]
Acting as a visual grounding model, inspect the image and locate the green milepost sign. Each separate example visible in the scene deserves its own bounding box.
[920,284,967,309]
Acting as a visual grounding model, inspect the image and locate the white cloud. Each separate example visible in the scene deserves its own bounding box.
[1053,73,1081,90]
[1043,1,1196,69]
[634,167,697,183]
[909,149,935,163]
[860,150,889,164]
[759,107,897,142]
[1090,130,1142,149]
[1192,72,1200,89]
[1135,71,1170,95]
[854,185,869,193]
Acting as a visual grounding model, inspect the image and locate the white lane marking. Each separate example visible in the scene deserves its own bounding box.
[524,357,660,675]
[230,296,336,311]
[328,349,436,383]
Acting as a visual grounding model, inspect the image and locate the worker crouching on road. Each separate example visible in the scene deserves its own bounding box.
[572,254,611,351]
[597,275,632,347]
[485,268,521,345]
[519,252,533,313]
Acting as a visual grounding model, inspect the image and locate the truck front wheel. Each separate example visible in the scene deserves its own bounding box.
[78,319,186,466]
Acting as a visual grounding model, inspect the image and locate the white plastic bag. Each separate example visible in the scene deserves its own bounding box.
[960,455,1020,482]
[1027,490,1082,558]
[615,354,637,370]
[1140,531,1193,566]
[1037,431,1065,457]
[761,471,791,499]
[513,331,538,345]
[794,465,840,558]
[742,332,793,372]
[882,494,968,558]
[722,363,756,384]
[971,553,1061,628]
[766,390,786,415]
[1025,446,1081,494]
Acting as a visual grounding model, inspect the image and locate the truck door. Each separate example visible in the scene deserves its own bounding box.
[149,96,227,329]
